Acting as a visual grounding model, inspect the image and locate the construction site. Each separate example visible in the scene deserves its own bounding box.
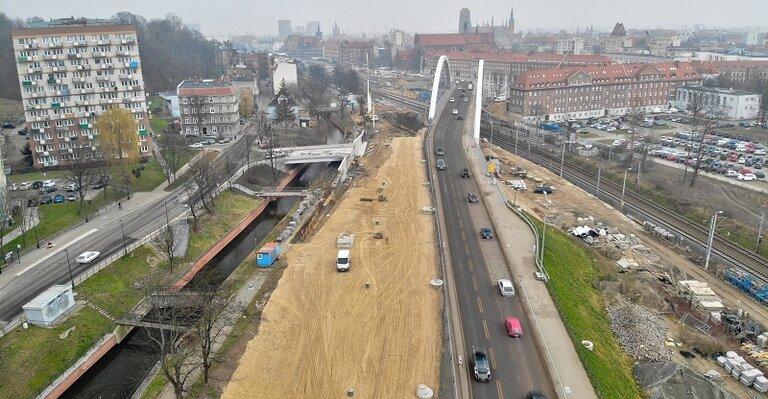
[221,132,442,398]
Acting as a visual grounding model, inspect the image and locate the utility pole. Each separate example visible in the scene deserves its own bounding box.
[596,166,602,197]
[704,211,723,270]
[635,160,641,191]
[559,131,566,178]
[64,249,74,288]
[757,209,765,251]
[514,126,519,155]
[620,168,631,211]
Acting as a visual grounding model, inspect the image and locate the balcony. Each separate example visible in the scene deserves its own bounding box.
[47,77,60,84]
[93,52,110,58]
[48,42,63,49]
[120,38,135,45]
[131,85,142,91]
[116,50,131,56]
[51,66,61,72]
[22,43,39,50]
[76,100,89,106]
[27,67,43,74]
[43,54,58,61]
[96,76,112,82]
[74,40,87,47]
[67,53,82,59]
[72,77,86,83]
[17,55,29,62]
[22,80,34,87]
[51,102,61,109]
[138,129,148,136]
[119,74,133,80]
[79,123,90,129]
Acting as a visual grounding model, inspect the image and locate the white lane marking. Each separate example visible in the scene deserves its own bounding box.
[16,228,99,276]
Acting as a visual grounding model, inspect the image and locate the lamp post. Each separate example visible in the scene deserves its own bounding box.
[620,167,632,211]
[64,249,74,288]
[16,244,21,263]
[704,210,723,271]
[120,219,128,255]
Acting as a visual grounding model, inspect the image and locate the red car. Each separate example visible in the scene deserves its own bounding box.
[504,317,523,338]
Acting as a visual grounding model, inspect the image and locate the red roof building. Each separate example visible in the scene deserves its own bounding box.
[177,79,240,136]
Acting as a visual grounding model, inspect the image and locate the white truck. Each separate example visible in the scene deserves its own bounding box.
[336,249,351,272]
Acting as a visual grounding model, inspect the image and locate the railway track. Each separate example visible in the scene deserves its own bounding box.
[373,89,768,285]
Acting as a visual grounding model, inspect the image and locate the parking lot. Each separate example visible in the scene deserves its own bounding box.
[8,177,106,207]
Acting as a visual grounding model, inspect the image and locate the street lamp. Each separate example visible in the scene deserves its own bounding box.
[704,210,724,270]
[64,249,74,288]
[490,119,494,149]
[620,167,632,211]
[16,244,21,264]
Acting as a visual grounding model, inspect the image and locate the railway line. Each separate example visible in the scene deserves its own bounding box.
[374,89,768,286]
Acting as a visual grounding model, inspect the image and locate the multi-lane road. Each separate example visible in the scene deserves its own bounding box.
[432,91,555,398]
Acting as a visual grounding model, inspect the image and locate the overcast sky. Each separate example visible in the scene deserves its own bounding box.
[4,0,767,39]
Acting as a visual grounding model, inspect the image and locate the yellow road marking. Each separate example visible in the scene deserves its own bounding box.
[472,277,478,291]
[482,320,490,339]
[496,379,504,398]
[477,296,484,313]
[488,346,498,370]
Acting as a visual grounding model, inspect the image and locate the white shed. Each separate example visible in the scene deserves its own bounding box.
[22,284,75,327]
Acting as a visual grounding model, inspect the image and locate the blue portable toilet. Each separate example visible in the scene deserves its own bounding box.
[256,242,281,267]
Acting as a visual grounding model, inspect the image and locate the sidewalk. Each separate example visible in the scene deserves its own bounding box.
[463,134,598,399]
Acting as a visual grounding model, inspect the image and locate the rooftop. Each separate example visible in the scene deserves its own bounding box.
[177,79,236,96]
[429,50,612,65]
[683,85,759,96]
[414,32,494,47]
[12,18,134,36]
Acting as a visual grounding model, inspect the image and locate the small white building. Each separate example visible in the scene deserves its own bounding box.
[23,284,75,326]
[158,92,181,118]
[675,86,762,120]
[272,59,298,95]
[556,37,585,55]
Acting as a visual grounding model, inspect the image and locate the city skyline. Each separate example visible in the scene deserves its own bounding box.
[3,0,767,39]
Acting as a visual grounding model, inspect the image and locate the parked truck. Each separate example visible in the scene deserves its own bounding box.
[336,232,354,272]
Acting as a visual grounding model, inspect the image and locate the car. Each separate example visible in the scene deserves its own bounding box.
[31,181,43,189]
[66,183,79,192]
[457,115,464,120]
[460,168,470,178]
[436,158,446,170]
[533,186,554,194]
[53,194,65,203]
[738,157,746,164]
[755,171,766,179]
[189,142,204,149]
[449,97,455,103]
[480,228,493,239]
[504,316,523,338]
[436,146,445,156]
[498,279,515,297]
[19,181,32,190]
[738,173,757,181]
[201,139,216,145]
[40,186,57,193]
[76,251,101,264]
[726,170,739,178]
[472,349,491,382]
[451,108,458,115]
[18,127,28,135]
[8,183,18,191]
[526,392,547,399]
[467,192,479,203]
[1,122,15,129]
[463,97,469,103]
[218,137,232,144]
[27,198,39,207]
[40,196,52,204]
[67,194,77,201]
[42,179,56,188]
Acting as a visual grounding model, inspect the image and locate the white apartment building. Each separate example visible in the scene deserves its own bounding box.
[12,19,150,168]
[177,79,240,137]
[675,86,762,120]
[556,37,585,55]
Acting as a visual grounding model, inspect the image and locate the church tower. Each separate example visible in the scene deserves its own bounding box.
[459,8,471,34]
[508,4,515,34]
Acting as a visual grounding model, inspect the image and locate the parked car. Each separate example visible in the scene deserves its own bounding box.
[31,181,43,189]
[451,108,458,115]
[527,393,547,399]
[76,251,101,264]
[726,170,739,178]
[40,186,56,194]
[755,171,765,179]
[40,196,52,204]
[189,142,203,149]
[457,115,464,120]
[436,146,445,156]
[449,97,455,103]
[436,159,446,170]
[1,122,15,129]
[498,279,515,297]
[467,192,479,203]
[66,183,79,192]
[201,139,216,145]
[472,349,491,382]
[533,186,554,194]
[504,316,523,338]
[53,194,65,203]
[218,137,232,144]
[67,194,77,201]
[480,227,493,239]
[738,173,757,181]
[19,181,32,190]
[460,168,470,178]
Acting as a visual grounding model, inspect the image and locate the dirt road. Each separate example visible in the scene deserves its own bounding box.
[221,135,441,398]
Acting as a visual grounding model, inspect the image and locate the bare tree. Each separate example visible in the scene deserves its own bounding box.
[65,146,104,215]
[155,215,179,271]
[189,154,218,213]
[625,107,645,168]
[681,90,707,184]
[689,113,722,187]
[300,65,329,135]
[193,278,240,384]
[159,133,187,185]
[183,182,200,231]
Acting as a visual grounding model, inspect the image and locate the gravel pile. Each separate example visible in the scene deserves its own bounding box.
[607,303,671,362]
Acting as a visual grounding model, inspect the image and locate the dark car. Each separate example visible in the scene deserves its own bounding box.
[27,198,39,207]
[527,393,547,399]
[436,146,445,156]
[533,186,554,194]
[202,139,216,145]
[755,171,766,179]
[18,127,28,135]
[1,122,15,129]
[40,196,52,204]
[480,228,493,239]
[31,180,44,189]
[472,349,491,382]
[92,176,110,189]
[460,168,470,178]
[53,194,65,203]
[457,115,464,120]
[467,192,479,203]
[436,158,446,170]
[40,186,57,193]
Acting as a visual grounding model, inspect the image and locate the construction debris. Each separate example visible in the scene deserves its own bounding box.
[607,303,671,362]
[677,280,725,313]
[634,361,736,399]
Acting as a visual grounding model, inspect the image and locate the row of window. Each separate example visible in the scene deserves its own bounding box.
[17,33,134,45]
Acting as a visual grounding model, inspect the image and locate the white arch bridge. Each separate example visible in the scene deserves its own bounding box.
[427,55,485,143]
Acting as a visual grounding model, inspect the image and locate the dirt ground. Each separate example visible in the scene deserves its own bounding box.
[221,135,442,398]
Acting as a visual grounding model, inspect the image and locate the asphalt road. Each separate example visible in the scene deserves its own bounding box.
[434,94,555,398]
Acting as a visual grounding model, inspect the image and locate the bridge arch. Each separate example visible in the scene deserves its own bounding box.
[428,55,451,120]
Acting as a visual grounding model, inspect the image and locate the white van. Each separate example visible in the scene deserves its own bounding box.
[336,249,350,272]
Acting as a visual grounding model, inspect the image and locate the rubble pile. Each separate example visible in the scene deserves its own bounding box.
[607,303,671,361]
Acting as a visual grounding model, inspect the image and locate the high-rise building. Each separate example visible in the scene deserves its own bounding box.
[306,21,321,37]
[459,8,471,34]
[12,18,151,168]
[278,19,292,41]
[332,21,340,39]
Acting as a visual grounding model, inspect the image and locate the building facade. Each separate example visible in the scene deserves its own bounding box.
[177,80,239,136]
[459,8,471,34]
[272,59,298,93]
[675,86,761,120]
[12,19,150,168]
[277,20,292,41]
[283,34,324,59]
[556,37,585,55]
[324,39,374,67]
[508,62,703,121]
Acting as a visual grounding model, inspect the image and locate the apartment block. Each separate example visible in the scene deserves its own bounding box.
[508,62,703,121]
[12,19,150,168]
[675,86,761,120]
[177,79,239,137]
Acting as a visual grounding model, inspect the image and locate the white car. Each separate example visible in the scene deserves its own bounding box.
[452,108,458,115]
[738,157,746,164]
[497,279,515,297]
[463,97,469,102]
[189,142,203,149]
[19,181,32,190]
[42,179,56,188]
[738,173,757,181]
[726,170,739,178]
[76,251,101,264]
[449,97,455,103]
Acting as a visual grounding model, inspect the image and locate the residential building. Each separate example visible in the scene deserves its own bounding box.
[277,20,292,41]
[648,36,681,56]
[306,21,321,37]
[324,39,374,67]
[675,86,761,120]
[272,58,298,94]
[388,29,407,48]
[422,50,612,98]
[603,22,632,54]
[12,18,150,168]
[332,21,340,39]
[508,61,703,121]
[283,35,324,59]
[177,79,239,137]
[707,60,768,84]
[556,37,585,55]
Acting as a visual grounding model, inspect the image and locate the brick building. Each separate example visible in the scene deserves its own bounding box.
[508,62,703,121]
[12,19,151,168]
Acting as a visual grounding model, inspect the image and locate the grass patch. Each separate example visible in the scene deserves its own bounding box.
[0,307,114,399]
[130,160,166,193]
[151,117,169,134]
[140,374,168,399]
[0,98,23,123]
[531,218,642,399]
[77,246,158,318]
[8,170,68,183]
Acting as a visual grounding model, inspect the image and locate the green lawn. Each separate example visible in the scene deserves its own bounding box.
[0,307,114,399]
[129,159,166,193]
[0,98,23,123]
[151,117,169,134]
[77,246,157,318]
[533,218,643,399]
[8,170,68,183]
[184,192,261,262]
